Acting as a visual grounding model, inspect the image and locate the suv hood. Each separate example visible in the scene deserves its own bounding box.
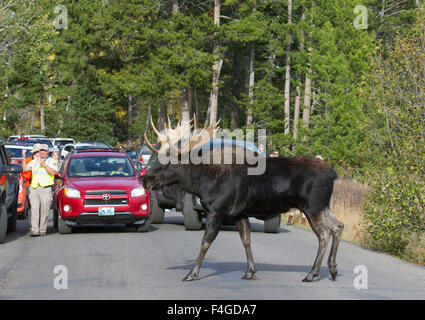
[67,177,142,192]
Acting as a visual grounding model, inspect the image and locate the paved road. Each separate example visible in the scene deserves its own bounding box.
[0,210,424,300]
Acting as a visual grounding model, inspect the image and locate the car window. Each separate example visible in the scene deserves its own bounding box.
[65,145,74,152]
[37,139,54,147]
[141,144,154,155]
[67,156,135,177]
[5,147,31,159]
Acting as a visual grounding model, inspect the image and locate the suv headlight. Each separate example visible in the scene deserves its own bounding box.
[131,186,145,197]
[64,187,81,198]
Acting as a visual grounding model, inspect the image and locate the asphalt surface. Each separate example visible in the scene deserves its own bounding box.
[0,210,424,300]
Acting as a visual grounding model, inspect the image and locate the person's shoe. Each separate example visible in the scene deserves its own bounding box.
[39,233,46,237]
[29,231,39,237]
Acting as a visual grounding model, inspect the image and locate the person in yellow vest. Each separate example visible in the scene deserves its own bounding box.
[110,164,129,176]
[22,144,58,237]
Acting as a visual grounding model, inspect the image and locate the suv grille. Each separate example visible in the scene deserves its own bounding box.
[84,198,128,206]
[85,190,126,196]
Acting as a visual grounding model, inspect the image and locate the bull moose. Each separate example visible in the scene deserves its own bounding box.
[143,119,344,282]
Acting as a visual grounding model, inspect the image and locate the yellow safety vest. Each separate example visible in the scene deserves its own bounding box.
[31,158,56,188]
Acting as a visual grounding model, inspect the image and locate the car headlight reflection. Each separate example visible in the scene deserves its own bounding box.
[64,187,81,198]
[131,186,145,197]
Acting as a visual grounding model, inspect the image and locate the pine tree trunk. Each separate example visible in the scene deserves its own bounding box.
[302,65,312,129]
[294,7,305,141]
[180,88,190,126]
[209,0,220,126]
[187,87,194,120]
[40,91,45,134]
[284,0,292,135]
[246,42,255,126]
[303,4,314,130]
[231,52,241,129]
[157,101,167,133]
[127,94,133,147]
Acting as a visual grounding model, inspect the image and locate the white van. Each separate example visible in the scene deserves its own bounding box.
[7,134,48,142]
[51,138,76,151]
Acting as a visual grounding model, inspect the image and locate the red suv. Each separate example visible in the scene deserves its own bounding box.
[53,149,151,233]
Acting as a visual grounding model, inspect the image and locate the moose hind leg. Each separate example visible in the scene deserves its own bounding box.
[324,207,344,280]
[183,212,223,281]
[302,209,332,282]
[235,218,257,280]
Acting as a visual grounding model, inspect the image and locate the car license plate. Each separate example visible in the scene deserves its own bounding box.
[98,207,115,216]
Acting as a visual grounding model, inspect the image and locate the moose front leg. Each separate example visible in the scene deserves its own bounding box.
[183,212,223,281]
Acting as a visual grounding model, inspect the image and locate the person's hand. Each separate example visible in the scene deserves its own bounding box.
[39,157,46,167]
[21,149,26,157]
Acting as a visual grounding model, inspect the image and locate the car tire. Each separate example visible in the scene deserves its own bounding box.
[135,214,152,233]
[53,208,58,229]
[7,191,18,233]
[183,193,202,231]
[58,215,72,234]
[264,214,281,234]
[150,192,165,224]
[0,205,7,244]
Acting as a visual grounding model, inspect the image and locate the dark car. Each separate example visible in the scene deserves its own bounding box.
[0,143,23,243]
[147,138,281,233]
[126,149,141,171]
[53,148,151,234]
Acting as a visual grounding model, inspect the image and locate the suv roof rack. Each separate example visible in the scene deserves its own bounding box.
[74,148,122,153]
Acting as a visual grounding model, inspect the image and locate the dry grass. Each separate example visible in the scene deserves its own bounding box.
[284,178,368,245]
[282,178,425,266]
[402,233,425,265]
[330,178,368,244]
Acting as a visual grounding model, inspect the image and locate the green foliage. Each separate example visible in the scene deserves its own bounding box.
[52,85,117,145]
[362,6,425,255]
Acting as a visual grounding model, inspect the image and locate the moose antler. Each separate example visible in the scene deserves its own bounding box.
[168,118,220,154]
[144,115,199,154]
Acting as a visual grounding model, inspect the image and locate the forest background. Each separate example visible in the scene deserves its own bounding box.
[0,0,424,263]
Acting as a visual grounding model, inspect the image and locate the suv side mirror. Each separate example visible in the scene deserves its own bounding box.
[55,172,63,179]
[139,169,147,178]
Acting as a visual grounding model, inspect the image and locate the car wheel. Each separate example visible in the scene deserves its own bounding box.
[0,205,7,244]
[183,193,202,231]
[150,192,165,224]
[58,215,72,234]
[7,192,18,233]
[135,214,152,233]
[264,214,281,233]
[53,208,59,229]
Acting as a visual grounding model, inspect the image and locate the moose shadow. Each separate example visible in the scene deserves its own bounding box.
[167,260,334,282]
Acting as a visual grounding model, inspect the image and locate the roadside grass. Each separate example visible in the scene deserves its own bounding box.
[281,178,425,266]
[281,178,366,244]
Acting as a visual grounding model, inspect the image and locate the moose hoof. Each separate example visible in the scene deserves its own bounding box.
[182,272,199,282]
[242,273,259,280]
[328,264,338,281]
[302,273,318,282]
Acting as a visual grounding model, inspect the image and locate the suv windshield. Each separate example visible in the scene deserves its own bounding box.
[5,146,32,159]
[68,156,135,178]
[37,139,54,148]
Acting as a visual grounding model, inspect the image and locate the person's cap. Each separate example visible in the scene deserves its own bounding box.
[31,143,42,153]
[40,144,49,151]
